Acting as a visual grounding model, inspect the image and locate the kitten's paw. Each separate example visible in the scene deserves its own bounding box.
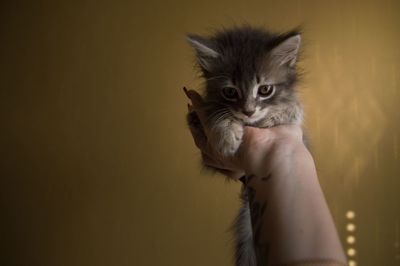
[211,121,243,157]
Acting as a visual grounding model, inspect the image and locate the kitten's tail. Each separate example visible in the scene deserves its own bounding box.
[233,191,257,266]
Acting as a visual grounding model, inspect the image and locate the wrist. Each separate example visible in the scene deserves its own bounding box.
[238,125,304,177]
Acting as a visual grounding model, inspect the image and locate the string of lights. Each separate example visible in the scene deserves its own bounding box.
[345,210,357,266]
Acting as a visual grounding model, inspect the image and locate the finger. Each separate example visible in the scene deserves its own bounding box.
[187,112,208,150]
[202,152,224,169]
[186,90,210,130]
[183,87,210,133]
[201,153,243,180]
[189,125,207,150]
[187,103,193,112]
[183,87,204,106]
[185,89,204,108]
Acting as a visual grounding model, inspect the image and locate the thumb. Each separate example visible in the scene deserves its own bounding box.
[183,87,208,128]
[184,87,204,107]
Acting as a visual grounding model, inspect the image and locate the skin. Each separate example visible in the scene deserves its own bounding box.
[184,88,348,265]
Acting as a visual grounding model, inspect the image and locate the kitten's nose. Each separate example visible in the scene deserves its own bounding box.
[243,110,255,117]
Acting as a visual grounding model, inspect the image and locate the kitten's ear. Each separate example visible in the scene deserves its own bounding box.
[187,34,219,71]
[270,34,301,67]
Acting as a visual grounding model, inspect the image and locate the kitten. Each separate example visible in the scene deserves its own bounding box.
[187,26,304,266]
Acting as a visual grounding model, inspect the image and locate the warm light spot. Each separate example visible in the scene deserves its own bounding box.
[348,260,357,266]
[346,223,356,232]
[347,235,356,244]
[347,248,357,256]
[346,210,356,219]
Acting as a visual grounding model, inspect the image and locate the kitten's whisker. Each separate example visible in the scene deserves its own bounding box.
[208,107,230,120]
[206,107,227,119]
[208,109,232,131]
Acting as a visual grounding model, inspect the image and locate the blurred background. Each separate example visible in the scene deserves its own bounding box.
[1,0,399,265]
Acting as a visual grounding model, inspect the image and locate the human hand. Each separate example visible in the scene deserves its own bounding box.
[184,87,244,179]
[183,87,304,179]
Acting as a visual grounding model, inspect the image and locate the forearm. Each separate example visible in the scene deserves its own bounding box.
[185,89,347,264]
[242,137,347,265]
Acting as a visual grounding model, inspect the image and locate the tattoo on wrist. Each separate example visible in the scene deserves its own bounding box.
[261,173,272,182]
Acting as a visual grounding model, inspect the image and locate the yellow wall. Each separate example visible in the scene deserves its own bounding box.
[1,0,399,265]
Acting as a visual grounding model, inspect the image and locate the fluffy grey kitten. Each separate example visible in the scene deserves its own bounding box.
[187,26,303,266]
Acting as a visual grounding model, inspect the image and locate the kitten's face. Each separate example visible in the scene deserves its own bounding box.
[188,27,301,125]
[205,66,297,125]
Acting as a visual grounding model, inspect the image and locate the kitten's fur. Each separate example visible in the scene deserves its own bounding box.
[187,26,303,266]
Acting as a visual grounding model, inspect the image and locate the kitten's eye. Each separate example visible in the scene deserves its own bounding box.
[221,87,238,101]
[258,85,275,98]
